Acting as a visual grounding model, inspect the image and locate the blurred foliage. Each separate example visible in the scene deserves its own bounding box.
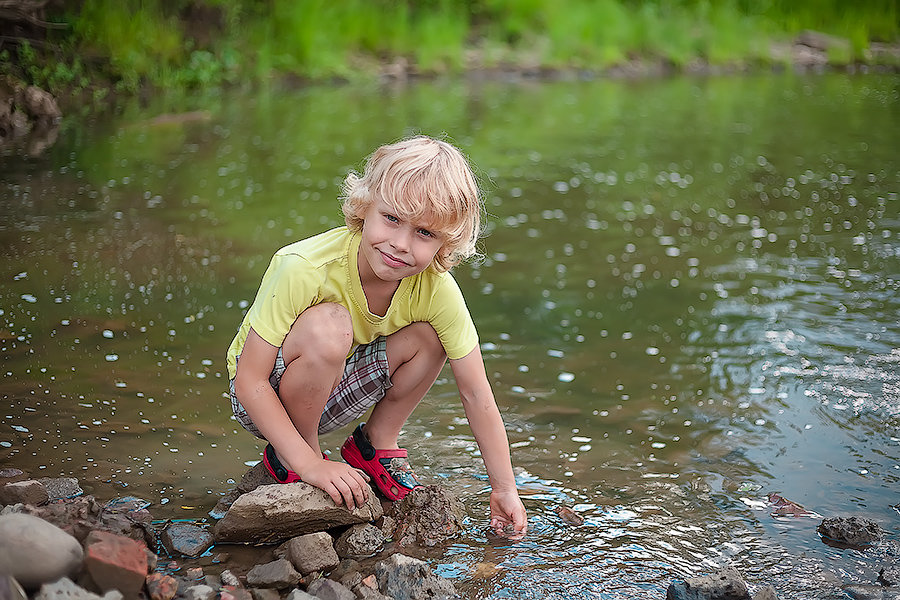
[0,0,896,95]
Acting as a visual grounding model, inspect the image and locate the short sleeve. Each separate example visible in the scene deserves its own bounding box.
[246,253,320,348]
[425,273,479,360]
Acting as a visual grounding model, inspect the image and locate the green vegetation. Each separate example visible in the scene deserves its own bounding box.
[1,0,897,97]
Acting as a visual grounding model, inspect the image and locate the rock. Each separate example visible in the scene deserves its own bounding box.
[0,574,27,600]
[305,578,355,600]
[220,587,252,600]
[38,478,83,501]
[220,571,242,588]
[0,468,26,484]
[82,530,149,598]
[182,585,216,600]
[752,585,778,600]
[284,590,317,600]
[213,483,382,544]
[246,559,301,589]
[375,553,457,600]
[0,513,84,589]
[249,589,280,600]
[389,485,465,547]
[24,496,103,542]
[666,567,751,600]
[160,523,214,557]
[33,578,123,600]
[281,532,340,575]
[818,516,883,547]
[334,523,384,559]
[144,573,178,600]
[353,576,392,600]
[842,584,900,600]
[17,86,61,121]
[0,480,49,506]
[881,567,900,587]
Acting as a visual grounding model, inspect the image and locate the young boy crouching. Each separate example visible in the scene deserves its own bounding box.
[226,136,527,536]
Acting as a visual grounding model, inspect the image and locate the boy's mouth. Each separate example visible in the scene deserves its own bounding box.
[379,249,409,268]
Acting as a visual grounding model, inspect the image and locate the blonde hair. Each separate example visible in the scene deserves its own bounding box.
[341,135,483,272]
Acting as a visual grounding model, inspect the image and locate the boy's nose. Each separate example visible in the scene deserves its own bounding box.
[392,227,412,252]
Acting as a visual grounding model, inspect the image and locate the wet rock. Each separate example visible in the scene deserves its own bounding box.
[0,480,49,506]
[214,483,382,544]
[0,513,84,589]
[160,522,213,557]
[353,575,392,600]
[144,573,177,600]
[666,567,751,600]
[220,571,242,588]
[33,578,123,600]
[389,485,465,547]
[0,574,27,600]
[38,478,83,501]
[220,587,252,600]
[280,532,340,575]
[334,523,384,559]
[375,553,457,600]
[752,585,778,600]
[0,468,26,484]
[842,584,900,600]
[880,567,900,587]
[245,559,301,589]
[284,590,317,600]
[818,516,884,547]
[182,585,216,600]
[305,578,355,600]
[82,530,149,598]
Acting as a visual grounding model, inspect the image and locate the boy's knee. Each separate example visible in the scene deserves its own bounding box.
[286,303,352,363]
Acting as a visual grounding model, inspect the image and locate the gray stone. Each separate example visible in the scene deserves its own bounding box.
[246,559,301,589]
[182,585,216,600]
[375,553,457,600]
[306,579,355,600]
[213,483,382,545]
[220,571,242,588]
[0,480,49,506]
[666,567,751,600]
[161,523,214,557]
[284,591,317,600]
[334,523,384,559]
[37,478,83,501]
[389,485,465,547]
[843,584,900,600]
[0,513,84,589]
[33,578,123,600]
[283,532,340,575]
[752,585,779,600]
[818,516,884,547]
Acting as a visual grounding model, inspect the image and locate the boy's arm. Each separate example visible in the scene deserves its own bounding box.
[449,345,527,536]
[233,328,370,509]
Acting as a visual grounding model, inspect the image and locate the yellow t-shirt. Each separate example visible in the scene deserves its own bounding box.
[226,227,479,379]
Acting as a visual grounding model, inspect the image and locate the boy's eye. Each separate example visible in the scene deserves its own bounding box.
[417,228,435,238]
[384,213,399,223]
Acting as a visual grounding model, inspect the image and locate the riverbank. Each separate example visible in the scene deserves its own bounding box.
[1,466,897,600]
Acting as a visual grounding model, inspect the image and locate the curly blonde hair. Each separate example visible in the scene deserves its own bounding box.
[341,136,483,272]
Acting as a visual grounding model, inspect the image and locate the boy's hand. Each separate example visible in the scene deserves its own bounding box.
[300,459,371,510]
[489,490,527,539]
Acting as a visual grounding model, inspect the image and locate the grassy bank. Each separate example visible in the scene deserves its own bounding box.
[1,0,898,98]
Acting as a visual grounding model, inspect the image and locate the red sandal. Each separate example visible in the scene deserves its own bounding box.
[263,444,328,483]
[340,423,423,501]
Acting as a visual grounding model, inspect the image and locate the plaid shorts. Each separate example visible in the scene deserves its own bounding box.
[229,337,392,437]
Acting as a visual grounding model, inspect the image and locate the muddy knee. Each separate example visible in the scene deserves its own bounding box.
[284,303,352,365]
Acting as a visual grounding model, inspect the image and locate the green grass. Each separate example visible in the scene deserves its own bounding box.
[6,0,897,95]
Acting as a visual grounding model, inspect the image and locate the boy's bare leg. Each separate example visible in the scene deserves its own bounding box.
[364,321,447,449]
[278,302,353,452]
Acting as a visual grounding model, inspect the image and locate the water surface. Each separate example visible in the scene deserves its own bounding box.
[1,73,898,599]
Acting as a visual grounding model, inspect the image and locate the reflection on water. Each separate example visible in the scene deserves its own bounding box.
[1,73,897,599]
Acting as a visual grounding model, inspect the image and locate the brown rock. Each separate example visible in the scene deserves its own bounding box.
[145,573,178,600]
[83,530,149,598]
[0,480,50,506]
[282,532,340,575]
[389,485,465,547]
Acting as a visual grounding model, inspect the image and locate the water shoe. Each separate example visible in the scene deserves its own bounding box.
[340,423,423,501]
[263,444,329,483]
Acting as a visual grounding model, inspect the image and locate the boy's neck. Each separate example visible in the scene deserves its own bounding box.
[356,247,401,317]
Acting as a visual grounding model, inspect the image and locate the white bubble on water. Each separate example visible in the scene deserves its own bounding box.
[105,354,119,362]
[558,372,575,383]
[103,329,114,338]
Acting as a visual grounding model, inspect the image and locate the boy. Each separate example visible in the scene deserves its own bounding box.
[226,136,527,537]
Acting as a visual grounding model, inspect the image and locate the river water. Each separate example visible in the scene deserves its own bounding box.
[1,73,898,599]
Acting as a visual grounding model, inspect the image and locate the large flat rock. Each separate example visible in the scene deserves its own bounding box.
[213,482,382,545]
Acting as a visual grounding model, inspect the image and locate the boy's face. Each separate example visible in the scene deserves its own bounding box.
[358,199,444,284]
